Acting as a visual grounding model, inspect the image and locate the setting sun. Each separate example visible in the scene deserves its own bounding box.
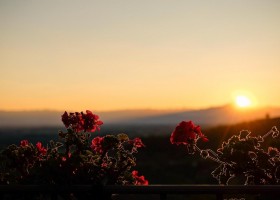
[235,95,252,108]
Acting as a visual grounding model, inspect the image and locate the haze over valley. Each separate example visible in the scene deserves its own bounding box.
[1,104,280,128]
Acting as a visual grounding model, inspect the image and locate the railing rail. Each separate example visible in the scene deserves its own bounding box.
[1,185,280,200]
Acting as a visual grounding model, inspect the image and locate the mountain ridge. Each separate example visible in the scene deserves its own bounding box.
[1,105,280,127]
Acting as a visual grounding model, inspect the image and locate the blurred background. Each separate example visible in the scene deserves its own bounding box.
[1,0,280,186]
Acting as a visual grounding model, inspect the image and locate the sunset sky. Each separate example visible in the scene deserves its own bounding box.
[1,0,280,111]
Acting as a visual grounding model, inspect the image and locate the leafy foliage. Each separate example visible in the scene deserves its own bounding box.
[171,120,280,185]
[0,110,148,187]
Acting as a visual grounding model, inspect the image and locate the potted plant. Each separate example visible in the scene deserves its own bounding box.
[0,110,148,199]
[170,120,280,185]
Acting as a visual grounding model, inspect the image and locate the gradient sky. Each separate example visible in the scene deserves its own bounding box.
[1,0,280,111]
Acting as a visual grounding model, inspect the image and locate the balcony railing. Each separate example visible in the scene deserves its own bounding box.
[1,185,280,200]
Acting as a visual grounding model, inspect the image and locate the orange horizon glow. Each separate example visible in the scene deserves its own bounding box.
[1,1,280,112]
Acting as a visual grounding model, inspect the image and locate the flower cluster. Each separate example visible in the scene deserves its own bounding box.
[0,110,148,191]
[170,120,280,185]
[132,170,149,185]
[170,121,208,154]
[61,110,103,132]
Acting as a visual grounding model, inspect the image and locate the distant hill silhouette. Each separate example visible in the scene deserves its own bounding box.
[0,105,280,127]
[0,110,62,127]
[125,104,280,126]
[0,109,181,127]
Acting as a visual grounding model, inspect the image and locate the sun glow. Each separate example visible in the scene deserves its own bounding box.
[235,95,252,108]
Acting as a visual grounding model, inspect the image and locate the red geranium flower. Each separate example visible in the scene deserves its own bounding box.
[36,142,47,155]
[130,138,145,148]
[61,111,84,132]
[20,140,29,147]
[62,110,103,133]
[61,153,71,162]
[132,170,148,185]
[90,136,104,154]
[170,121,208,145]
[82,110,103,132]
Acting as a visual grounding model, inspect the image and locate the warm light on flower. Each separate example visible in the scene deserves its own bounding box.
[20,140,29,147]
[1,109,147,190]
[36,142,47,155]
[61,110,103,133]
[90,136,104,154]
[130,138,145,148]
[170,121,208,145]
[132,170,149,185]
[171,119,280,185]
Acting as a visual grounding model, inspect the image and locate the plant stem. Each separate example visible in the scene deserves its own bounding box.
[262,129,272,139]
[194,145,225,165]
